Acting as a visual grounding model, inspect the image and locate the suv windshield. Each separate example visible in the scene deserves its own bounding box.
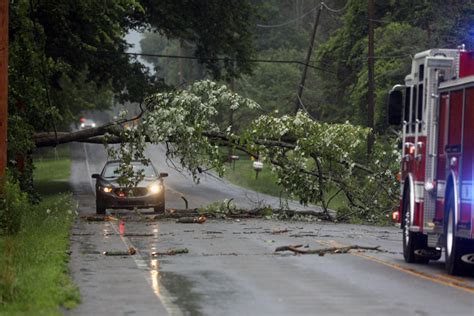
[102,162,157,179]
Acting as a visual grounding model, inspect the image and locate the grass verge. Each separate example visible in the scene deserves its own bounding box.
[0,144,80,314]
[223,154,347,210]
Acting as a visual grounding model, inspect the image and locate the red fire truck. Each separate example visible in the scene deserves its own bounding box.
[388,46,474,275]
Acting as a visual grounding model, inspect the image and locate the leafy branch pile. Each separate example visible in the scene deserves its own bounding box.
[107,81,399,223]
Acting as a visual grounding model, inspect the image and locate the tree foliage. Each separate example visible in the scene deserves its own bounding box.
[317,0,474,128]
[7,0,259,193]
[106,81,398,222]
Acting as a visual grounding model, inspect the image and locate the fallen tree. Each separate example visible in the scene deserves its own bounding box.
[34,81,399,223]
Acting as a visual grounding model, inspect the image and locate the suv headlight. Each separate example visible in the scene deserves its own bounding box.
[148,183,161,194]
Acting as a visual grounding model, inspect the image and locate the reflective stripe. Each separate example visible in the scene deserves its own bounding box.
[415,181,424,202]
[461,181,474,202]
[437,180,445,199]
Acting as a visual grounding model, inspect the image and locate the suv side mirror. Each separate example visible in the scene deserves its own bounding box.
[159,172,169,178]
[91,173,100,179]
[388,90,403,125]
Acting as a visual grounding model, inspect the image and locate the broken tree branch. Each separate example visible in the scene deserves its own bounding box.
[151,248,189,256]
[275,244,382,256]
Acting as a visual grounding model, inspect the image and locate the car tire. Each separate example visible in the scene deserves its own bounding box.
[154,202,165,214]
[402,192,428,263]
[96,197,106,215]
[154,190,165,214]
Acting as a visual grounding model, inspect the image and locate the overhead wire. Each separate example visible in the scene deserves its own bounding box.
[321,1,348,13]
[256,1,348,28]
[123,51,336,74]
[256,6,318,28]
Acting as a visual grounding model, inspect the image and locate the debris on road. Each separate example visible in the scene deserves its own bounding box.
[123,233,155,237]
[289,233,319,238]
[80,208,331,223]
[81,215,118,222]
[271,228,289,234]
[72,232,95,236]
[151,248,189,256]
[176,216,207,224]
[274,244,382,256]
[103,247,137,256]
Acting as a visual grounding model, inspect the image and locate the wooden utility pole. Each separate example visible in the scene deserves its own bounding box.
[295,2,323,114]
[367,0,375,155]
[0,0,8,196]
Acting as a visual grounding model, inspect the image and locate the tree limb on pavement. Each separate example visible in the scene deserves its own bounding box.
[274,244,382,255]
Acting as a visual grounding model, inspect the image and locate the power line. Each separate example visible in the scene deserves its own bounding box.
[321,1,348,13]
[123,51,336,74]
[257,1,348,28]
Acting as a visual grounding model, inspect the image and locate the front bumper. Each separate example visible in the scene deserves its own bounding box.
[97,190,163,209]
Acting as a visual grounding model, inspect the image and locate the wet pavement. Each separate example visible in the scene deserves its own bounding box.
[66,143,474,316]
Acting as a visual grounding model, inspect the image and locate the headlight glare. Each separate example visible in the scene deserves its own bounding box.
[149,183,161,194]
[102,186,113,193]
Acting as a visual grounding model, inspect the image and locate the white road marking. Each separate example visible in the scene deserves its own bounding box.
[82,143,182,316]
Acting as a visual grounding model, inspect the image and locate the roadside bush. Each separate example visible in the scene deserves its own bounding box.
[0,178,30,236]
[0,175,79,311]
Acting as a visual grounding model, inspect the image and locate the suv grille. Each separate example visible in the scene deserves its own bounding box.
[114,188,148,197]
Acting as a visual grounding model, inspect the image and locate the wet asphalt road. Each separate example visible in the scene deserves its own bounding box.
[66,143,474,316]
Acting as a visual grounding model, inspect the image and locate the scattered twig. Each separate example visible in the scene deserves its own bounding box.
[271,229,289,234]
[289,233,319,238]
[181,195,189,209]
[176,216,207,224]
[103,247,136,256]
[275,244,303,252]
[123,233,154,237]
[151,248,189,256]
[275,244,381,256]
[72,232,95,236]
[81,215,118,222]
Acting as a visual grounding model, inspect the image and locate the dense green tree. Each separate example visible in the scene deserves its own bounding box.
[138,0,256,79]
[317,0,474,129]
[7,0,259,195]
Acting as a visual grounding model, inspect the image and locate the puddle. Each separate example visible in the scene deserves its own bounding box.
[159,271,204,315]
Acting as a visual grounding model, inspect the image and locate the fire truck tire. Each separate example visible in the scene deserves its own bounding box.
[445,199,470,275]
[402,195,428,263]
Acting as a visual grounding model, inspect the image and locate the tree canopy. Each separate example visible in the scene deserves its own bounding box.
[7,0,258,192]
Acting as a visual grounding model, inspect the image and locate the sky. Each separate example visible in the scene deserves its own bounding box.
[125,30,155,72]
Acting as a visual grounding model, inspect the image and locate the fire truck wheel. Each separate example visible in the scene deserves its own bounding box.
[402,195,428,263]
[445,199,469,275]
